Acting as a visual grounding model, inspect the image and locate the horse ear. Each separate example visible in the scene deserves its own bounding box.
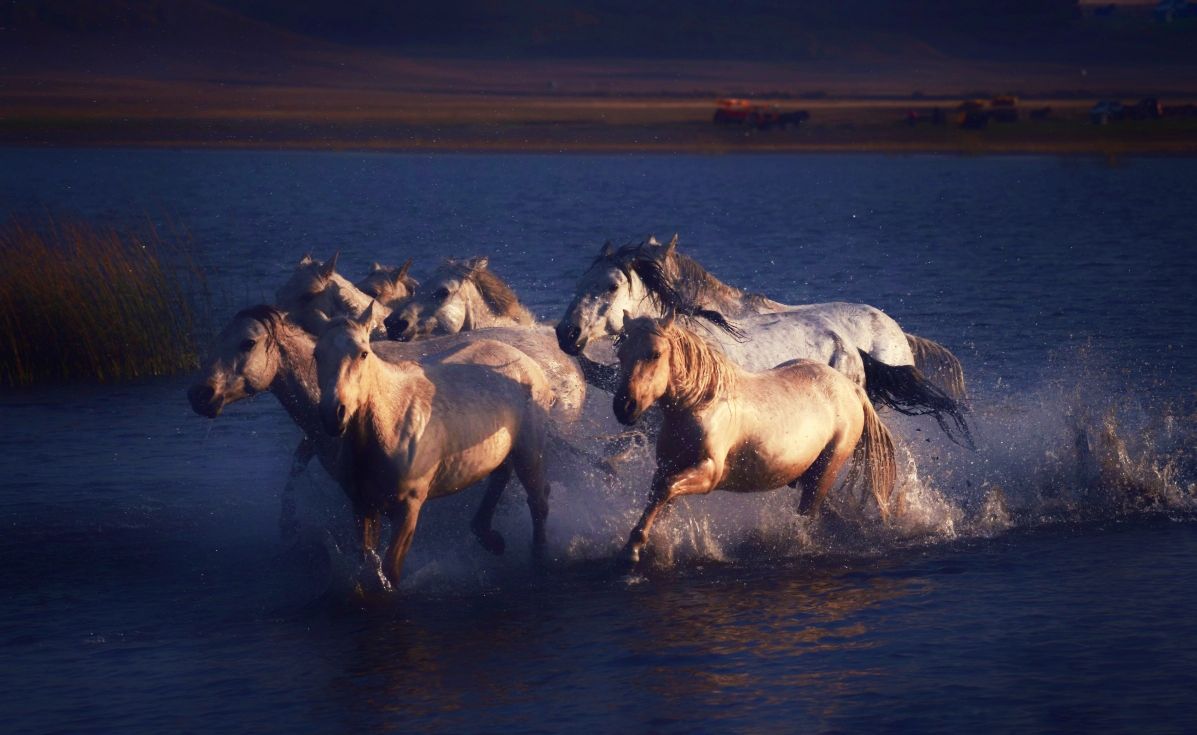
[665,234,679,255]
[396,258,413,280]
[355,301,376,328]
[369,261,384,273]
[299,253,314,266]
[647,235,660,246]
[661,310,676,329]
[319,251,339,279]
[600,240,614,257]
[466,256,489,272]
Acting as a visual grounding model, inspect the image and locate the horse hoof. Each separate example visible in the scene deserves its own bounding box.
[615,548,641,575]
[477,530,506,556]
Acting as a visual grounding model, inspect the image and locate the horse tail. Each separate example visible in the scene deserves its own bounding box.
[845,392,898,520]
[859,349,975,450]
[905,333,967,403]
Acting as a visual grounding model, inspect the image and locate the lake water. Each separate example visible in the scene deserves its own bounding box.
[1,150,1195,733]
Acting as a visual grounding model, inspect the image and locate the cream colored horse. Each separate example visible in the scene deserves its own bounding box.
[613,313,898,570]
[188,305,588,559]
[387,256,535,340]
[316,305,555,590]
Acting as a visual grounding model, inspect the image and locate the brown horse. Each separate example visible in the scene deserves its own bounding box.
[316,305,554,590]
[613,313,898,569]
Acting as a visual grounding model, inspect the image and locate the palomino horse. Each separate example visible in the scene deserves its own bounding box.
[387,256,536,340]
[316,305,554,590]
[556,237,971,447]
[612,313,898,569]
[355,259,418,311]
[275,253,394,337]
[187,305,586,554]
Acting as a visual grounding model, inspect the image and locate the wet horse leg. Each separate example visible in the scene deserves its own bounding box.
[797,437,854,517]
[513,442,551,566]
[383,494,426,590]
[279,436,317,542]
[471,462,511,556]
[620,458,717,570]
[355,507,388,590]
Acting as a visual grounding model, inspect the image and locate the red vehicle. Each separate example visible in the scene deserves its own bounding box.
[714,99,809,130]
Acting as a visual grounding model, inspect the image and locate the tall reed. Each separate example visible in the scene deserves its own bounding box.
[0,217,211,386]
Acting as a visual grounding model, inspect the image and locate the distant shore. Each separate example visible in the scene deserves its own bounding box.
[4,94,1196,155]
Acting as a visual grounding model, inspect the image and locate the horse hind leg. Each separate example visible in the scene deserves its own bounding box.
[512,429,551,565]
[796,437,854,517]
[471,462,512,556]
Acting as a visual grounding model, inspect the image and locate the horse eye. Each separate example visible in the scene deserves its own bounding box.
[359,350,368,360]
[607,283,619,293]
[239,339,256,352]
[649,350,661,360]
[434,287,450,300]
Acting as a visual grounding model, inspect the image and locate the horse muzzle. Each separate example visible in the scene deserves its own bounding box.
[555,321,585,356]
[384,313,415,341]
[187,383,223,418]
[321,402,349,436]
[613,390,642,426]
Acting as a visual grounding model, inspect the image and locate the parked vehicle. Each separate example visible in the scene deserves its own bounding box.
[713,99,809,130]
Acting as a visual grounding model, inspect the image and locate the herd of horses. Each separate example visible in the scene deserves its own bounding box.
[188,236,972,591]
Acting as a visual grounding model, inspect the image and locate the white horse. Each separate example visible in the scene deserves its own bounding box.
[316,305,554,590]
[556,237,971,446]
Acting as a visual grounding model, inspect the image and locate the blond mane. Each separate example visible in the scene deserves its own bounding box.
[449,262,534,322]
[654,319,739,410]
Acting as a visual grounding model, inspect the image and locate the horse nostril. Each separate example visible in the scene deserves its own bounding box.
[395,319,409,333]
[336,404,347,422]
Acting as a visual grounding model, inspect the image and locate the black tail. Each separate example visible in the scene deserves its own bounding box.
[859,349,975,450]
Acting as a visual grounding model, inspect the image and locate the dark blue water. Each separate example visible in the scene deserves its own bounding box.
[1,150,1195,733]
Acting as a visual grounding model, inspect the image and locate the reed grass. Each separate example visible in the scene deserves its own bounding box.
[0,217,211,387]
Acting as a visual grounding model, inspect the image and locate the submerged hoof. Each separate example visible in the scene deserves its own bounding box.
[476,529,506,556]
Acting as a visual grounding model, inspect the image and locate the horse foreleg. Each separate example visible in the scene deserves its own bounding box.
[513,440,552,567]
[471,462,511,556]
[355,509,388,591]
[279,437,318,542]
[620,459,717,571]
[383,494,426,590]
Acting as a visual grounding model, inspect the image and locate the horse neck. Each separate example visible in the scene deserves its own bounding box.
[268,323,322,434]
[350,357,429,451]
[672,258,759,317]
[464,282,534,329]
[328,277,377,318]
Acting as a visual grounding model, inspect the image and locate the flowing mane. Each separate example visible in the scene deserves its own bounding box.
[448,261,534,322]
[592,240,747,340]
[234,304,287,338]
[643,318,739,410]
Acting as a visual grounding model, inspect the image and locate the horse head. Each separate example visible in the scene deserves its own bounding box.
[356,258,418,310]
[613,311,676,425]
[386,256,499,340]
[188,305,285,418]
[556,240,653,355]
[315,304,376,436]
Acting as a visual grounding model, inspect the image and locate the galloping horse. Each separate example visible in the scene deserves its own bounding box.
[557,238,971,446]
[316,305,554,590]
[612,313,898,569]
[187,306,586,555]
[387,256,536,340]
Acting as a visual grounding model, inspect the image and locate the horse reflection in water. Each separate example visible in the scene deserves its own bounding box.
[324,563,924,731]
[613,313,899,570]
[315,304,555,591]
